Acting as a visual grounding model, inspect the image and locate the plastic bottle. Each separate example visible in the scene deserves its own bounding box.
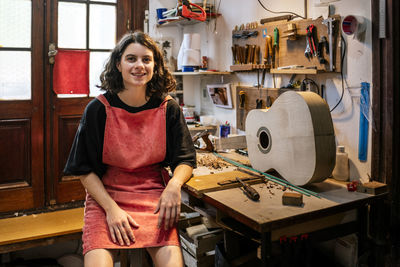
[332,146,350,181]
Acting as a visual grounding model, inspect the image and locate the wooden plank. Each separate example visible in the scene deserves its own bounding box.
[0,208,84,245]
[184,170,262,197]
[357,181,388,195]
[230,64,270,72]
[212,151,251,166]
[282,192,303,206]
[270,68,321,74]
[213,135,247,150]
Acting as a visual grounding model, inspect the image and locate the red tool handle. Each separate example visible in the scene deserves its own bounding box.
[182,2,207,22]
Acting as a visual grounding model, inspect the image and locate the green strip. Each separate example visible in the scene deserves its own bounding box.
[213,152,320,198]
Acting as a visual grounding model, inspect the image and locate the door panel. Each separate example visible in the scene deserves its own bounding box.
[0,119,31,187]
[0,0,44,213]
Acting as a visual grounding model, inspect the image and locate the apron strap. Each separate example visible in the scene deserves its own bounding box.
[160,95,173,108]
[97,94,111,108]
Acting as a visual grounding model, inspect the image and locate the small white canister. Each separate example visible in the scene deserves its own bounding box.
[182,106,195,123]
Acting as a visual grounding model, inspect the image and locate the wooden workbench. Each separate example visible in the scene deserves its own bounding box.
[186,151,387,266]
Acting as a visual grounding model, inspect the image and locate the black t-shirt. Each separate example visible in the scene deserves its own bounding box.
[63,91,196,178]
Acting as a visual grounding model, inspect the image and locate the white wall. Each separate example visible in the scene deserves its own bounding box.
[149,0,372,182]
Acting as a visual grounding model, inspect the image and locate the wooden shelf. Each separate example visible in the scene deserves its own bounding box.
[172,71,231,76]
[270,68,322,74]
[230,64,270,72]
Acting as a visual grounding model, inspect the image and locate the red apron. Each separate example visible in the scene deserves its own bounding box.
[82,94,179,254]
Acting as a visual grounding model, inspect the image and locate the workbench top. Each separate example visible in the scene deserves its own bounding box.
[187,151,387,236]
[202,179,385,233]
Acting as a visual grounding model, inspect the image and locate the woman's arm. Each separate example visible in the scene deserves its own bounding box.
[80,172,139,245]
[154,164,193,230]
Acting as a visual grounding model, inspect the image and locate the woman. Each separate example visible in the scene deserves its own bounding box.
[64,31,196,267]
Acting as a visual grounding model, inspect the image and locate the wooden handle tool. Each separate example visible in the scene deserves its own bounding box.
[236,177,260,201]
[264,35,272,64]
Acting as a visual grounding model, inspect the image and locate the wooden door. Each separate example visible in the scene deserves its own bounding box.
[0,0,148,214]
[0,0,45,213]
[45,0,139,205]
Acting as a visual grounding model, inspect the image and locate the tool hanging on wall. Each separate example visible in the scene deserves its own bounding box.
[232,30,259,39]
[306,24,318,57]
[272,27,279,68]
[238,91,246,129]
[358,82,370,161]
[256,69,263,108]
[322,17,335,71]
[317,36,328,64]
[264,35,272,65]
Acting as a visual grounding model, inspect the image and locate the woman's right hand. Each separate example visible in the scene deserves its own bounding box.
[106,206,139,246]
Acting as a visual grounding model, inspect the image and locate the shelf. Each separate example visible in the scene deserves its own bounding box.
[156,15,218,28]
[270,68,322,74]
[172,71,231,76]
[230,64,270,72]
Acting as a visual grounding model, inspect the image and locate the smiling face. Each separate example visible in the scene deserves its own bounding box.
[117,43,155,90]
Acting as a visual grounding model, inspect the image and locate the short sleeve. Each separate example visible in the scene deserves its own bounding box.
[63,98,106,178]
[164,99,197,172]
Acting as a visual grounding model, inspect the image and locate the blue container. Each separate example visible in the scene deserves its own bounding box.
[220,125,230,138]
[182,66,194,72]
[156,8,167,24]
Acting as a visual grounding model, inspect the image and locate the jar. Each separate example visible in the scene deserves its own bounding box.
[332,146,350,181]
[182,106,195,123]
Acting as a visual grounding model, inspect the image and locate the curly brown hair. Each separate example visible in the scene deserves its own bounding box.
[98,31,176,99]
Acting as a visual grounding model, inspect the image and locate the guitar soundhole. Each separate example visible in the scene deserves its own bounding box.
[260,131,269,149]
[256,127,272,154]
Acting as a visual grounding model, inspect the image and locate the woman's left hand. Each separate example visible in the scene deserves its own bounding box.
[154,179,181,230]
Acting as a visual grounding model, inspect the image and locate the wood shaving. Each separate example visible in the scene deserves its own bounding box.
[197,153,231,169]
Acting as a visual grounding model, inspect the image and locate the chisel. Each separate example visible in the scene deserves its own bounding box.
[236,177,260,201]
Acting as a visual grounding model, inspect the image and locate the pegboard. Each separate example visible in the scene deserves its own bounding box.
[231,15,342,72]
[236,86,279,131]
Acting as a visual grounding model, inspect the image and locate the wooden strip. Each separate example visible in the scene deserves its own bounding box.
[270,68,320,74]
[184,171,262,197]
[0,208,84,245]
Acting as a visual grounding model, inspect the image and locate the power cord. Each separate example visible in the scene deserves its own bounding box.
[329,34,347,112]
[257,0,306,19]
[301,78,320,94]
